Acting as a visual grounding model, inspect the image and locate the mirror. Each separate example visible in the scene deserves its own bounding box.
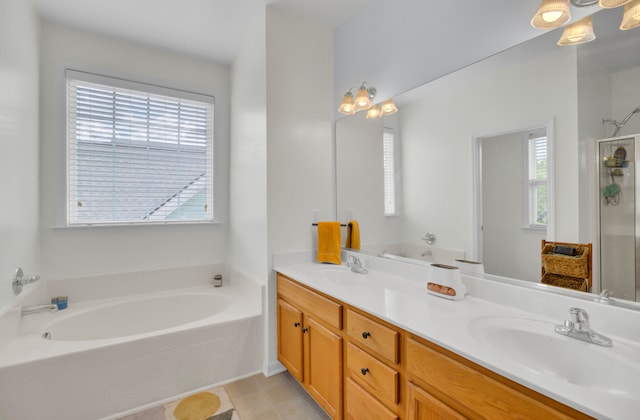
[336,8,640,302]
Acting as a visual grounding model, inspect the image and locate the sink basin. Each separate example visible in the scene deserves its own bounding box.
[468,316,640,399]
[308,266,367,285]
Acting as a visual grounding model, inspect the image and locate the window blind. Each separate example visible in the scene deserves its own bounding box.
[383,127,397,216]
[527,135,548,226]
[66,70,214,225]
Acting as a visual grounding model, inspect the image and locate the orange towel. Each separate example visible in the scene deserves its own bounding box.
[317,222,342,264]
[346,220,360,250]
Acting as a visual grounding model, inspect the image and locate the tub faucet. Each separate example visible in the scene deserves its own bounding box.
[555,307,612,347]
[347,255,368,274]
[21,304,58,316]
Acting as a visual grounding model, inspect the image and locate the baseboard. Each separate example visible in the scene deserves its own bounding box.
[263,360,286,377]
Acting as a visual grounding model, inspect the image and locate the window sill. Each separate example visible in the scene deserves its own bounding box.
[521,225,547,232]
[52,220,221,229]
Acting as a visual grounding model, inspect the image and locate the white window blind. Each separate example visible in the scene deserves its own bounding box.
[527,134,548,227]
[66,70,214,225]
[383,127,397,216]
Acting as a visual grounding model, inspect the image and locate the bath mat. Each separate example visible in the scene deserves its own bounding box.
[164,387,240,420]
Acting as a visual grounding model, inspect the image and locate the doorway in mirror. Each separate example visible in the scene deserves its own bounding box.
[474,123,553,282]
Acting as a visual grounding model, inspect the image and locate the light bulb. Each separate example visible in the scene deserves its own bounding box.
[542,11,563,22]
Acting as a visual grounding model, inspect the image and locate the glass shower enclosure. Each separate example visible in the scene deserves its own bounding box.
[597,134,639,302]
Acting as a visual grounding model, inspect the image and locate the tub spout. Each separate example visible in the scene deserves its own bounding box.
[21,304,58,316]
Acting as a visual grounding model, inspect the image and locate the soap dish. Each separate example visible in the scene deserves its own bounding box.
[426,264,467,301]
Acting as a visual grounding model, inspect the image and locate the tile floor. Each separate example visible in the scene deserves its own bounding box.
[120,371,331,420]
[225,372,331,420]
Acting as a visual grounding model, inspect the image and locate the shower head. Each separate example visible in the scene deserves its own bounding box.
[618,106,640,127]
[603,106,640,137]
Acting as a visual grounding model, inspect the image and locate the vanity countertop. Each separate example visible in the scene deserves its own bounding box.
[275,260,640,420]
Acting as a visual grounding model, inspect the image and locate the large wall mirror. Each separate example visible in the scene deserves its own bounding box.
[336,8,640,303]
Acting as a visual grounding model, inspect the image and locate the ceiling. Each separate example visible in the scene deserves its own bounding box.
[32,0,370,65]
[33,1,613,73]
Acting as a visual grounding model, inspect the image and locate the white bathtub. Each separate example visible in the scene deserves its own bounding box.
[0,265,264,420]
[45,293,231,341]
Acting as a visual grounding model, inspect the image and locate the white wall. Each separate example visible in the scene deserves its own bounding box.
[399,32,580,259]
[577,49,613,244]
[265,6,335,372]
[39,21,231,280]
[266,8,335,254]
[229,11,268,285]
[0,0,40,312]
[611,66,640,137]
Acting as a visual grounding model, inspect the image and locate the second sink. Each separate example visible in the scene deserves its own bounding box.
[468,315,640,400]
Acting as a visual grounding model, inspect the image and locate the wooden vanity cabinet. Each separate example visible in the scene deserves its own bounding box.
[277,274,343,419]
[277,272,593,420]
[405,335,592,420]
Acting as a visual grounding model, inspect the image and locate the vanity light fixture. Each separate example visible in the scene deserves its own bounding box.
[338,82,397,118]
[338,82,376,115]
[532,0,640,46]
[558,15,596,44]
[620,0,640,30]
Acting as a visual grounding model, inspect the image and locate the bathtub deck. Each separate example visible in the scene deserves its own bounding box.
[0,279,264,420]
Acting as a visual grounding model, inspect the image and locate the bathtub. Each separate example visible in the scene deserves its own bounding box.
[382,243,465,264]
[0,265,263,420]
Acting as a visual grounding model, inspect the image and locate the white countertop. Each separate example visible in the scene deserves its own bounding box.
[275,259,640,420]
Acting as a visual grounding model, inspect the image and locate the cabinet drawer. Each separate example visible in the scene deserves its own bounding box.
[277,274,342,330]
[406,337,586,419]
[347,309,399,363]
[345,377,398,420]
[346,342,399,405]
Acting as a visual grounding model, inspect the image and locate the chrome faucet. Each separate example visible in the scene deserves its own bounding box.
[555,307,612,347]
[21,304,58,316]
[12,267,41,295]
[347,255,368,274]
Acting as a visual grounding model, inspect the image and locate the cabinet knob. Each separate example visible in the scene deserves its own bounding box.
[302,328,309,333]
[293,322,300,327]
[361,367,369,376]
[362,331,371,339]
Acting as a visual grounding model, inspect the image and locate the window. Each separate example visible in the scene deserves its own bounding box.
[526,133,548,228]
[383,127,397,216]
[66,70,214,225]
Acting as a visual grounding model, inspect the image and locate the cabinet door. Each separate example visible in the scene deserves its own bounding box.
[306,316,343,419]
[407,382,465,420]
[277,299,304,382]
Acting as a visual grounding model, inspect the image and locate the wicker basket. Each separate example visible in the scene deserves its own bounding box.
[541,244,589,279]
[541,272,588,292]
